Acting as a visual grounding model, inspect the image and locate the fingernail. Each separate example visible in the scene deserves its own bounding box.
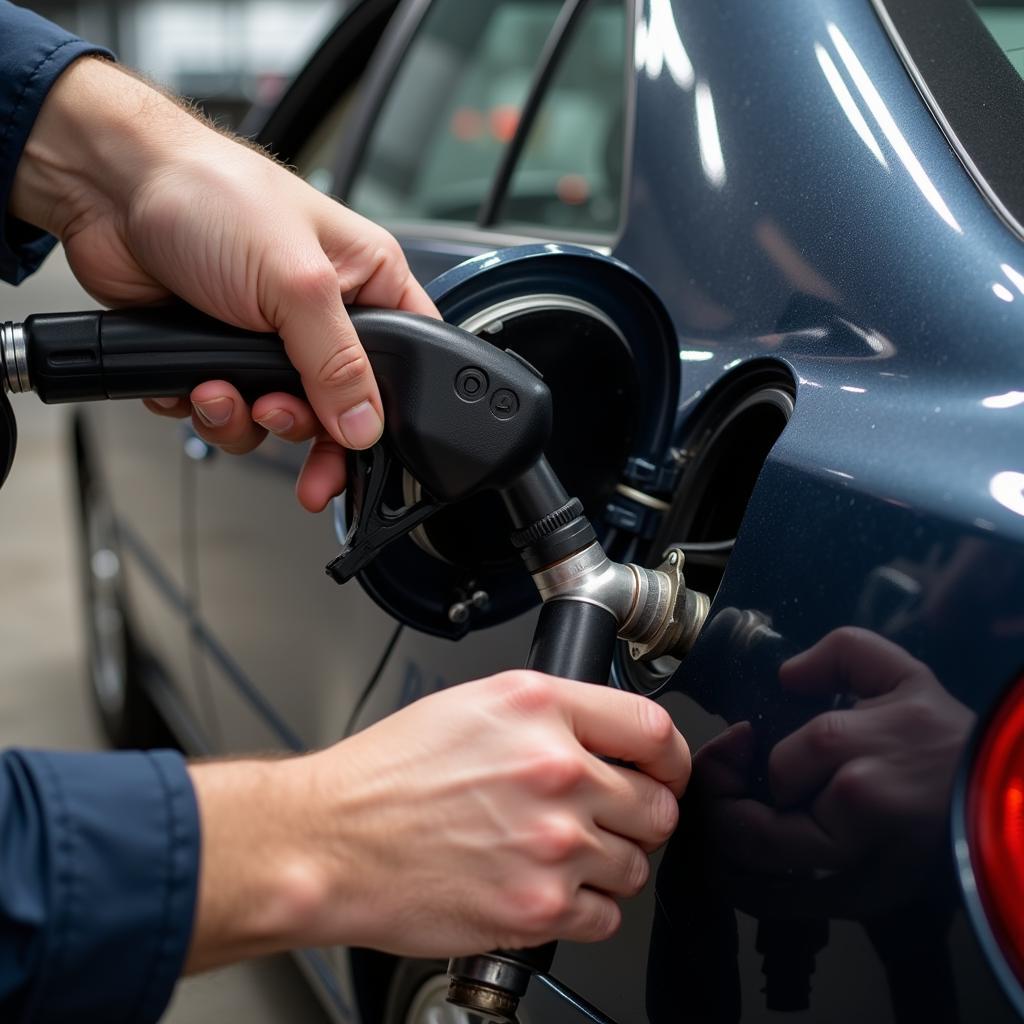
[256,409,295,435]
[152,397,179,410]
[193,397,233,427]
[338,402,382,449]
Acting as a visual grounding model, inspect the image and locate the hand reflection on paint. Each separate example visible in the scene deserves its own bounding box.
[696,626,974,885]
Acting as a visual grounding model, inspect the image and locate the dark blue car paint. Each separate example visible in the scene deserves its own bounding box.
[83,0,1024,1020]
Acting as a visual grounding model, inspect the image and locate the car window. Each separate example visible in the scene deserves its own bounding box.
[496,0,627,234]
[877,0,1024,240]
[348,0,564,224]
[975,3,1024,78]
[293,89,360,193]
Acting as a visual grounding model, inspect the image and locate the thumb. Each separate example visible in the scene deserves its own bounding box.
[272,258,383,450]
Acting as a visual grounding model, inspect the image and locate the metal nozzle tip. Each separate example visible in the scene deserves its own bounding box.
[0,322,29,394]
[446,978,520,1023]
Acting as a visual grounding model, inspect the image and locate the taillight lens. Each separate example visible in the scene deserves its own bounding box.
[969,675,1024,979]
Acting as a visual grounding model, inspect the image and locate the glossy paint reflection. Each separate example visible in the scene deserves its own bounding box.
[650,620,976,1022]
[825,23,961,234]
[636,0,693,89]
[647,496,1024,1022]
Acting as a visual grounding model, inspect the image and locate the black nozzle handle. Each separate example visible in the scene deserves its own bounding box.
[23,306,301,405]
[21,303,553,504]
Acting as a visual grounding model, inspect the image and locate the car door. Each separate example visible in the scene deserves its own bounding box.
[190,0,407,753]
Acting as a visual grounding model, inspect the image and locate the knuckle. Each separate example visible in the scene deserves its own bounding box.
[807,711,846,754]
[622,846,651,896]
[893,695,937,733]
[288,262,338,302]
[521,748,586,797]
[516,881,572,937]
[532,814,588,863]
[829,759,878,811]
[649,786,680,844]
[316,344,372,393]
[824,626,868,655]
[636,698,675,747]
[502,671,556,716]
[376,233,405,266]
[582,899,621,942]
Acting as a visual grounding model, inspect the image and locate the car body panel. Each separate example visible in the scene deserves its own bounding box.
[193,438,399,752]
[84,403,212,735]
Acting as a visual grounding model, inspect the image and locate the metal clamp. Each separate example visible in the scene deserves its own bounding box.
[530,543,709,663]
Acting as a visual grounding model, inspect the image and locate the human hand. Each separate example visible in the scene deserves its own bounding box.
[695,627,973,878]
[11,57,437,511]
[186,672,690,969]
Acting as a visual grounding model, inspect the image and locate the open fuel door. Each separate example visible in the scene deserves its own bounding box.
[341,243,680,638]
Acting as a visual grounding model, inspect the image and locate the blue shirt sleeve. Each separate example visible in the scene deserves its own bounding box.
[0,1,113,284]
[0,748,200,1023]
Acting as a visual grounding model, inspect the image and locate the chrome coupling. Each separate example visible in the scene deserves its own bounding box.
[627,546,710,662]
[530,543,709,662]
[0,321,30,394]
[447,954,534,1023]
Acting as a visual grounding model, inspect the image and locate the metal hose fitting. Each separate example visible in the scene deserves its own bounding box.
[529,543,709,662]
[447,955,535,1023]
[0,322,30,394]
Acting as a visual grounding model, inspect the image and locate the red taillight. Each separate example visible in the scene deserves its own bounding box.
[969,676,1024,979]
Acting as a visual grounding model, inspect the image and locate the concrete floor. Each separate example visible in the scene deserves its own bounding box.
[0,254,330,1023]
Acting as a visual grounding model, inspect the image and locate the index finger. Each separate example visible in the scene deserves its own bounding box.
[551,679,691,797]
[269,254,384,452]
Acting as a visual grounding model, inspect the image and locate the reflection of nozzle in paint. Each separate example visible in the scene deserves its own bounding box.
[758,917,829,1012]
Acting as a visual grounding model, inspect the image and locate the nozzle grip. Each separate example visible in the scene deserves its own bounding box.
[25,306,300,405]
[23,303,553,505]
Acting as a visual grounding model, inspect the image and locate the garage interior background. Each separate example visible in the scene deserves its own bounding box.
[28,0,345,124]
[0,1,349,1020]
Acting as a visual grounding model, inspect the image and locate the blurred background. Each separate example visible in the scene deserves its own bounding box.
[0,1,348,1019]
[28,0,346,124]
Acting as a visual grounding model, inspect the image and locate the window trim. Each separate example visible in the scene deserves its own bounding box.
[871,0,1024,243]
[241,0,401,162]
[334,0,636,247]
[332,0,435,199]
[477,0,590,226]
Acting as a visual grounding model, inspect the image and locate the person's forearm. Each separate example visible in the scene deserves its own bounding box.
[10,56,202,240]
[185,756,335,972]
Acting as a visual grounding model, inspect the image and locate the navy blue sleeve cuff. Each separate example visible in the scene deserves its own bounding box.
[0,2,113,284]
[12,749,200,1024]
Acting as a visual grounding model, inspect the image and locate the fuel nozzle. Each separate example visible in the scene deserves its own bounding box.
[444,458,710,1022]
[502,459,710,666]
[3,300,708,1023]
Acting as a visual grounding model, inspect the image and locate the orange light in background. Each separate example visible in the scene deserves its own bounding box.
[489,105,520,143]
[557,174,590,206]
[450,107,484,141]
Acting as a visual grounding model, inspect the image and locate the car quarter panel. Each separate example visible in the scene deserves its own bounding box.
[599,0,1023,1021]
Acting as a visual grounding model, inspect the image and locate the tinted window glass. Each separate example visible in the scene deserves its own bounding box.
[497,0,627,234]
[878,0,1024,237]
[976,3,1024,78]
[349,0,562,223]
[294,89,360,194]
